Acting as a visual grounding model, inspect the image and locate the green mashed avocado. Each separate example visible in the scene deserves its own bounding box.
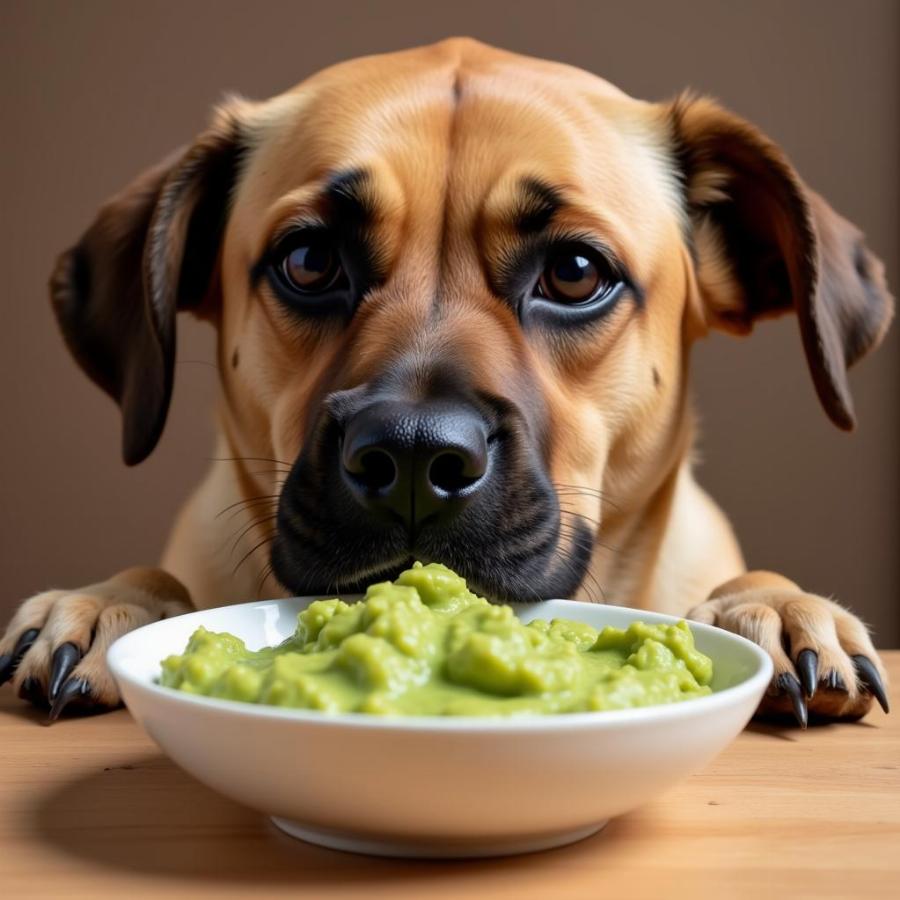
[160,563,713,715]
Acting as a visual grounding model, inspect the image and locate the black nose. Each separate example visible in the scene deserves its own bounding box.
[341,400,490,528]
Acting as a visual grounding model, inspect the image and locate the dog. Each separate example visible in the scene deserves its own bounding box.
[0,38,892,726]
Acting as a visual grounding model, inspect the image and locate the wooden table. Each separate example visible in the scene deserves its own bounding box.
[2,654,898,899]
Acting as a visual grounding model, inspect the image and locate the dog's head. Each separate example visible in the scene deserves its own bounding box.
[50,39,893,599]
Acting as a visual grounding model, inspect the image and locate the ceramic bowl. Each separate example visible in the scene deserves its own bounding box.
[107,597,772,858]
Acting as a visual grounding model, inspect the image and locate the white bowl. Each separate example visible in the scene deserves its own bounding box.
[108,597,772,858]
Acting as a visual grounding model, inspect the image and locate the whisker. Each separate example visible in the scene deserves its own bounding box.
[215,494,282,519]
[550,539,603,604]
[553,491,620,512]
[221,497,280,525]
[562,538,607,604]
[228,513,279,560]
[553,515,613,604]
[557,514,621,555]
[556,507,622,552]
[557,522,621,557]
[557,504,604,530]
[583,569,607,605]
[552,483,621,513]
[546,543,591,602]
[232,533,276,580]
[256,562,276,599]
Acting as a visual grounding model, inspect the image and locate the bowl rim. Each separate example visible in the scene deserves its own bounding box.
[108,596,774,733]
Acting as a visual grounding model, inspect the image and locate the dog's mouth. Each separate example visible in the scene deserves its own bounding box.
[269,391,596,602]
[303,555,417,596]
[271,513,595,602]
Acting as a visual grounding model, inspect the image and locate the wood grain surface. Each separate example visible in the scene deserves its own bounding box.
[2,654,898,899]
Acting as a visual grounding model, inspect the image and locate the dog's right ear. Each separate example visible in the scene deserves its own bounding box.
[49,105,247,465]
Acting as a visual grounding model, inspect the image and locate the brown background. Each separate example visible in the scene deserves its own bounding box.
[1,0,897,642]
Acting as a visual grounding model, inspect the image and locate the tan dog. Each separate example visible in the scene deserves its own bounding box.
[0,38,892,725]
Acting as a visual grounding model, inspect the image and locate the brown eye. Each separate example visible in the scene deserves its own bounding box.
[277,234,342,293]
[538,248,610,304]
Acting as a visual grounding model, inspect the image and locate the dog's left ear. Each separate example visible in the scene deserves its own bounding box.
[668,94,894,430]
[49,104,247,464]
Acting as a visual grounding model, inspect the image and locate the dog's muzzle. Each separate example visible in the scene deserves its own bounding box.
[271,374,594,600]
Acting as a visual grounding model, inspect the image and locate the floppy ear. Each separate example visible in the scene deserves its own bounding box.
[669,94,894,430]
[49,106,246,464]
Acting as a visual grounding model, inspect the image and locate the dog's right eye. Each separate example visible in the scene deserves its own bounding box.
[536,245,618,306]
[273,232,344,295]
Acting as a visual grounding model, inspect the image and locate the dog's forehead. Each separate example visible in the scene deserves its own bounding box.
[231,40,680,264]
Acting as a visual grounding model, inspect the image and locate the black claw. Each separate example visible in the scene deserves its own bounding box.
[47,677,92,722]
[777,672,808,728]
[852,655,890,714]
[796,649,818,699]
[48,643,82,701]
[13,627,40,656]
[0,627,41,686]
[825,669,847,692]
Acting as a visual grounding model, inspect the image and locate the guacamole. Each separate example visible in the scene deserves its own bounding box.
[160,563,713,715]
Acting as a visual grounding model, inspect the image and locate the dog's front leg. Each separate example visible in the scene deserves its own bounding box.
[689,571,889,726]
[0,568,191,719]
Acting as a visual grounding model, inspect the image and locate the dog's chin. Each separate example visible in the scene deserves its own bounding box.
[270,517,594,602]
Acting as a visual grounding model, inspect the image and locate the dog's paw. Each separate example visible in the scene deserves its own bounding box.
[0,568,191,721]
[688,573,889,727]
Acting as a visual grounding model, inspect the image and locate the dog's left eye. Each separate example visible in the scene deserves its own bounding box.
[536,245,617,306]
